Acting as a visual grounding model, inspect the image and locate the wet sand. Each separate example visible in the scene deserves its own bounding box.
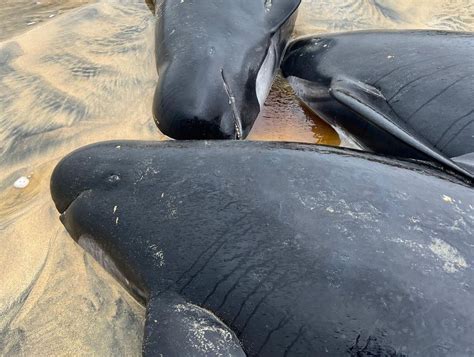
[0,0,96,41]
[0,0,473,355]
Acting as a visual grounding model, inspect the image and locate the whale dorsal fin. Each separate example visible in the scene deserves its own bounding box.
[265,0,301,33]
[143,292,245,356]
[330,76,474,180]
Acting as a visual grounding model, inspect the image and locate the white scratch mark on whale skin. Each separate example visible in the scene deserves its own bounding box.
[149,244,165,267]
[442,194,454,204]
[173,303,236,355]
[429,238,468,273]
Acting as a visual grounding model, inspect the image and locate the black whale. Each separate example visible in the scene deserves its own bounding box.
[153,0,301,140]
[282,30,474,181]
[51,141,474,356]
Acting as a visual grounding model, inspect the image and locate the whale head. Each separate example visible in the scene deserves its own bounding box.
[153,0,300,139]
[50,142,155,301]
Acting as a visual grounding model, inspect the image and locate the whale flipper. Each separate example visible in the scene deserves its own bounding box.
[143,292,245,357]
[330,76,473,179]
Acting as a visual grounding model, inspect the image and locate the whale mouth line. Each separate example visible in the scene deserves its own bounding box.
[56,187,93,218]
[220,69,243,140]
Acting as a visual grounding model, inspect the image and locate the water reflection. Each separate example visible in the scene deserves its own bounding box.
[0,0,97,41]
[249,75,341,146]
[0,0,473,355]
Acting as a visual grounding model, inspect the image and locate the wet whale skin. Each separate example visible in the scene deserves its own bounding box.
[51,141,474,356]
[282,30,474,179]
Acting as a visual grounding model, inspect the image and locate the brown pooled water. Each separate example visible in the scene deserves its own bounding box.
[0,0,473,355]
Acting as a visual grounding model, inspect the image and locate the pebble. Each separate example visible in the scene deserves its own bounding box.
[14,176,30,189]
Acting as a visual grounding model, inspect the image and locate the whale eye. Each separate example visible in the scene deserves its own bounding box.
[107,174,121,184]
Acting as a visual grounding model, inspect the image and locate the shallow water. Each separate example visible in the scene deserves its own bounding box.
[0,0,473,355]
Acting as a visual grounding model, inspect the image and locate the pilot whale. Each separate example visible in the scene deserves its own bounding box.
[281,30,474,181]
[152,0,301,140]
[51,141,474,356]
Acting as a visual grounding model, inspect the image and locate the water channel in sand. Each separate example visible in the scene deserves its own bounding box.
[0,0,473,355]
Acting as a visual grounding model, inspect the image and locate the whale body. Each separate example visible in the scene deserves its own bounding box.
[51,141,474,356]
[281,30,474,181]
